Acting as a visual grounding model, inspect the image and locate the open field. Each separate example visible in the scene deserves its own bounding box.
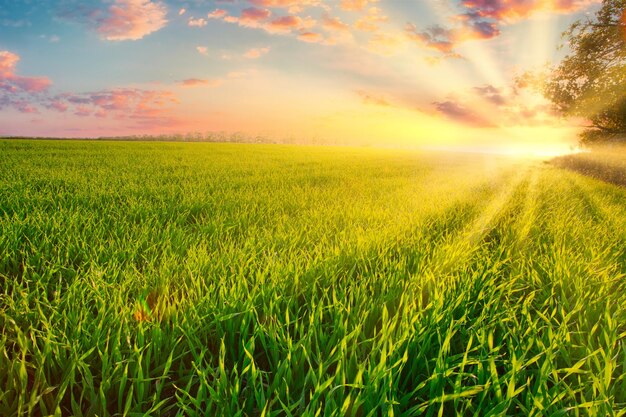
[1,140,625,416]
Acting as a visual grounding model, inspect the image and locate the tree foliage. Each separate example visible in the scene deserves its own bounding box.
[545,0,626,144]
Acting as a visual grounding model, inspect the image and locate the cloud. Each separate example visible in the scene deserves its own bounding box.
[265,15,305,33]
[432,81,560,128]
[0,51,20,78]
[239,7,272,27]
[214,6,320,41]
[248,0,321,13]
[473,85,507,106]
[340,0,378,12]
[196,46,209,56]
[207,9,228,19]
[433,100,494,127]
[96,0,168,41]
[58,89,179,120]
[178,8,186,16]
[243,47,271,58]
[74,106,92,117]
[179,78,224,87]
[321,14,350,32]
[354,7,388,32]
[407,0,597,55]
[459,0,600,22]
[297,31,324,43]
[47,100,69,112]
[405,17,499,55]
[0,51,52,94]
[1,49,181,129]
[405,23,456,53]
[188,17,207,27]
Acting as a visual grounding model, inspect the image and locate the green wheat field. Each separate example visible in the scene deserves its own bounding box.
[1,140,625,416]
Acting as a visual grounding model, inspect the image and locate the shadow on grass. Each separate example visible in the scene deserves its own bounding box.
[551,154,626,187]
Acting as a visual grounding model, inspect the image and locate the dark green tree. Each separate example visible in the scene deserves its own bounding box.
[545,0,626,144]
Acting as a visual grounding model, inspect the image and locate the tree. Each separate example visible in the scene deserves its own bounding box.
[544,0,626,144]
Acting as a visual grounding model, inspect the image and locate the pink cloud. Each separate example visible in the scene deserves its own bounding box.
[239,7,272,27]
[11,76,52,92]
[96,0,168,41]
[17,102,39,114]
[196,46,209,56]
[44,88,179,122]
[178,8,186,16]
[48,100,69,112]
[179,78,224,87]
[0,51,52,93]
[74,106,92,117]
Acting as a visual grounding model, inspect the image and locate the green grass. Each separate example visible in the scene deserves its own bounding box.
[0,140,625,416]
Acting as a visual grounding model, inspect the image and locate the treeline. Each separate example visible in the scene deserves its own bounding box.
[0,132,355,146]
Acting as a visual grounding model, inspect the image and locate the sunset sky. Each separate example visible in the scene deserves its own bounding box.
[0,0,602,150]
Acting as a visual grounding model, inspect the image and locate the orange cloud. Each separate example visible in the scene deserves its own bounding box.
[340,0,378,12]
[96,0,168,41]
[196,46,208,56]
[354,7,388,32]
[297,31,323,43]
[207,9,228,19]
[322,14,350,32]
[248,0,321,13]
[243,47,271,59]
[265,15,305,33]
